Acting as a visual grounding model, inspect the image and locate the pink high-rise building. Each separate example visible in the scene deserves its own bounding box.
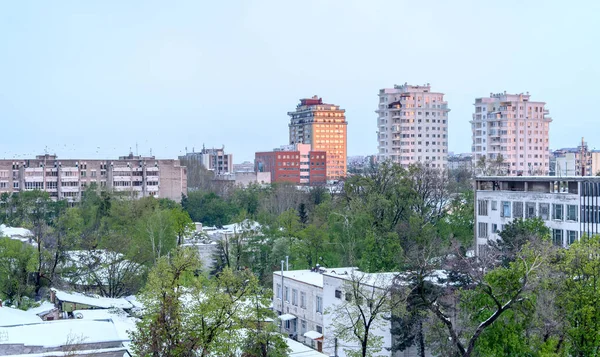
[471,92,552,176]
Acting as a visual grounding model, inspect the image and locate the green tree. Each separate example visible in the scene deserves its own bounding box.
[559,235,600,356]
[0,237,38,306]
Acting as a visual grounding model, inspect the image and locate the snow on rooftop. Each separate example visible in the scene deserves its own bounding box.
[0,307,43,327]
[26,302,56,317]
[285,337,329,357]
[274,267,357,288]
[0,319,123,347]
[0,224,33,239]
[72,308,138,341]
[52,289,134,309]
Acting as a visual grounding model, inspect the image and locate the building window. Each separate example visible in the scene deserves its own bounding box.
[477,200,488,216]
[552,229,563,247]
[539,203,550,220]
[553,204,564,221]
[300,292,306,308]
[285,287,289,302]
[335,290,342,299]
[491,201,498,211]
[567,230,578,245]
[316,325,323,334]
[492,223,498,233]
[501,201,511,218]
[513,202,524,218]
[316,296,323,313]
[301,320,307,334]
[525,202,536,218]
[276,284,281,300]
[478,222,488,238]
[567,205,578,221]
[292,289,298,306]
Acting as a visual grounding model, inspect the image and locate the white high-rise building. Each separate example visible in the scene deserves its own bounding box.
[376,83,450,168]
[471,92,552,176]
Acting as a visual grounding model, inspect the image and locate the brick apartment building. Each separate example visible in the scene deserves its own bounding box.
[0,153,187,202]
[255,144,326,185]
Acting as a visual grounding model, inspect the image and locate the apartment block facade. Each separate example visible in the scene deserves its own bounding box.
[255,144,326,185]
[553,138,600,176]
[288,96,347,181]
[0,154,187,202]
[376,83,450,168]
[179,147,232,175]
[474,176,600,256]
[471,92,551,175]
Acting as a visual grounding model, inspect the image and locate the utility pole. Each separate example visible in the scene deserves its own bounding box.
[334,337,339,357]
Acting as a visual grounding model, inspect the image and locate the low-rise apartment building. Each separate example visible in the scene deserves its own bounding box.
[255,144,327,185]
[0,153,187,202]
[273,266,426,357]
[474,176,600,256]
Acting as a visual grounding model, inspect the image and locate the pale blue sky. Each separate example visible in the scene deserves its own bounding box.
[1,0,598,162]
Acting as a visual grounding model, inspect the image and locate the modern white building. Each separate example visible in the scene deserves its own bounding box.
[376,83,450,168]
[474,176,600,256]
[471,92,551,176]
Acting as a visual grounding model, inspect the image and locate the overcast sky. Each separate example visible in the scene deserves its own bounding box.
[1,0,598,162]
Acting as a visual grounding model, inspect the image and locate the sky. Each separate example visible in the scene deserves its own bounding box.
[0,0,599,162]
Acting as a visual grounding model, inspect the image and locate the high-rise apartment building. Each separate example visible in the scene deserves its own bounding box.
[471,92,551,176]
[376,83,450,168]
[288,96,347,181]
[0,153,187,202]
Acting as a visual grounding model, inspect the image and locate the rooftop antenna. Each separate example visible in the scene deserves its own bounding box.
[136,142,139,156]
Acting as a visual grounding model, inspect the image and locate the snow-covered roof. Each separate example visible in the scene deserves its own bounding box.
[285,338,329,357]
[2,347,127,357]
[26,302,56,317]
[0,307,43,326]
[0,224,33,239]
[323,270,400,289]
[0,319,123,347]
[72,308,138,342]
[52,289,134,309]
[274,267,358,288]
[203,220,262,238]
[60,250,144,287]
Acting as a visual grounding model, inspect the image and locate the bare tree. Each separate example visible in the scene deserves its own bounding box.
[327,271,408,357]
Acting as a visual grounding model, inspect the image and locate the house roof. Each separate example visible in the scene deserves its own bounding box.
[273,267,357,288]
[0,319,123,347]
[52,289,134,309]
[72,308,138,342]
[0,307,43,327]
[285,337,329,357]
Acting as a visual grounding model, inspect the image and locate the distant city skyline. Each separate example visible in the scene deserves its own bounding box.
[0,1,598,162]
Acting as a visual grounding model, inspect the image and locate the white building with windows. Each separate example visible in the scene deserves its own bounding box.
[474,176,600,256]
[273,267,356,353]
[376,83,450,168]
[273,267,429,357]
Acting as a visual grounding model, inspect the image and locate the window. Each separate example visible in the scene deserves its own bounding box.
[300,292,306,308]
[335,290,342,299]
[477,200,488,216]
[492,223,498,233]
[478,222,488,238]
[301,320,307,334]
[513,202,524,218]
[491,201,498,211]
[501,201,511,218]
[292,289,298,306]
[276,284,281,300]
[553,204,564,221]
[552,229,563,247]
[285,287,289,302]
[316,296,323,313]
[526,202,536,218]
[345,292,352,301]
[567,230,578,245]
[567,205,578,221]
[539,203,550,220]
[316,325,323,334]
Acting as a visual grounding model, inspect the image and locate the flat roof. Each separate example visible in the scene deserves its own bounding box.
[274,267,357,288]
[476,176,600,182]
